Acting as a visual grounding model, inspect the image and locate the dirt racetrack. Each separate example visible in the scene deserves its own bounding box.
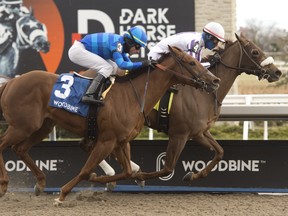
[1,190,288,216]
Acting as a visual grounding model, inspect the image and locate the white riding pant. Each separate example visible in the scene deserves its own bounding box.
[68,40,118,78]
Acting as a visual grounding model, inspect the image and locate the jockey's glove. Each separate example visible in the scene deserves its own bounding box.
[209,53,221,66]
[142,59,158,67]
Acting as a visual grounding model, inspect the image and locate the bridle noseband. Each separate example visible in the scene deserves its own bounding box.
[217,38,273,80]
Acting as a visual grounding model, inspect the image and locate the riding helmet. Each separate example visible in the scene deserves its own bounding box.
[124,26,147,48]
[203,22,225,42]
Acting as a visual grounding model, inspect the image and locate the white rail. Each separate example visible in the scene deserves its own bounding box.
[218,94,288,140]
[219,94,288,120]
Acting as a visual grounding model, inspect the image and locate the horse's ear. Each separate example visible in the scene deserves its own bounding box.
[234,33,240,41]
[29,7,34,16]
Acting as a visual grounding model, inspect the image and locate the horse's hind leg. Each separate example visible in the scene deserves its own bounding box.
[12,119,55,195]
[0,126,34,196]
[0,135,10,197]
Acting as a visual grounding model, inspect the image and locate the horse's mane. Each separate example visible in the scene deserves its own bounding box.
[214,39,234,55]
[115,53,170,83]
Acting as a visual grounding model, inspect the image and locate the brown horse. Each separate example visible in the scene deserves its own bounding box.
[85,33,282,185]
[133,33,282,182]
[0,46,220,203]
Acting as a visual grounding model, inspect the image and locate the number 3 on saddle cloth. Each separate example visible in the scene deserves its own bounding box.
[49,72,112,139]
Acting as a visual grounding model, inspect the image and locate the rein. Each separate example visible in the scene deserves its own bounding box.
[218,39,267,78]
[129,66,152,126]
[156,52,209,90]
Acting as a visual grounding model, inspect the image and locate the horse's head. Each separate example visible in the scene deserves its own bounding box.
[167,46,220,93]
[235,33,282,82]
[16,13,50,53]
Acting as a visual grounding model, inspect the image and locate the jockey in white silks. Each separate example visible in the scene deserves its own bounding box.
[148,21,226,68]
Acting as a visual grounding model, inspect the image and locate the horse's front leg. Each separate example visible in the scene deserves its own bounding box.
[183,130,224,181]
[89,142,133,184]
[55,140,115,204]
[133,136,187,181]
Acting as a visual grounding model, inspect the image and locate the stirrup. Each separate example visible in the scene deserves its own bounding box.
[82,94,104,105]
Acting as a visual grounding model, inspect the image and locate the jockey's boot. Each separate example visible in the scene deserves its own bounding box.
[82,73,106,105]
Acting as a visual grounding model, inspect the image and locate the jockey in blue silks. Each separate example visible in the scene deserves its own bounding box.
[68,26,151,105]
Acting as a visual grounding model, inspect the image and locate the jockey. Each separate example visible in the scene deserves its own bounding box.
[148,22,225,68]
[69,26,152,105]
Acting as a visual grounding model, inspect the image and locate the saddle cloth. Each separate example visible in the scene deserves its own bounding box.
[49,72,90,117]
[49,72,114,117]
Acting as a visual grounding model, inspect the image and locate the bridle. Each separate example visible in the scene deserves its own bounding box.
[212,35,275,113]
[155,51,211,91]
[217,36,273,80]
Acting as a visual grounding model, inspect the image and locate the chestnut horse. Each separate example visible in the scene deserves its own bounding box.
[85,33,282,185]
[0,46,220,203]
[137,33,281,182]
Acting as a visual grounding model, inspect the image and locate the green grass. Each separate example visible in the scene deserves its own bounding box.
[136,121,288,140]
[0,121,287,141]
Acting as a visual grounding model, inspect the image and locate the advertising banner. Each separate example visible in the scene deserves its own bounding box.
[0,0,195,78]
[4,140,288,192]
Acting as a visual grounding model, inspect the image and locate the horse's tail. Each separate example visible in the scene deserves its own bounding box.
[0,76,10,113]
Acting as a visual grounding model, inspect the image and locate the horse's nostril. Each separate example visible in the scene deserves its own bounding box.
[276,70,282,77]
[213,78,221,84]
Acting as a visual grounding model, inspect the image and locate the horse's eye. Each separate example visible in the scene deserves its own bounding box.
[251,49,260,57]
[189,61,195,66]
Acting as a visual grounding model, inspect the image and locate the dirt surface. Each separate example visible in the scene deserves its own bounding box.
[1,191,288,216]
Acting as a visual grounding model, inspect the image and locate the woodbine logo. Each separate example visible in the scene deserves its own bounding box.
[156,152,264,181]
[182,160,262,172]
[5,160,58,172]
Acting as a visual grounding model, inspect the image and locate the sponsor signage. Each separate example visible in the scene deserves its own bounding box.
[4,140,288,191]
[6,0,195,77]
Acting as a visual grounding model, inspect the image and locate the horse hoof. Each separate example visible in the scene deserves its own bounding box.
[106,182,116,192]
[0,185,8,197]
[34,184,43,196]
[89,172,97,181]
[0,191,6,197]
[135,179,145,188]
[53,198,63,206]
[182,172,194,181]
